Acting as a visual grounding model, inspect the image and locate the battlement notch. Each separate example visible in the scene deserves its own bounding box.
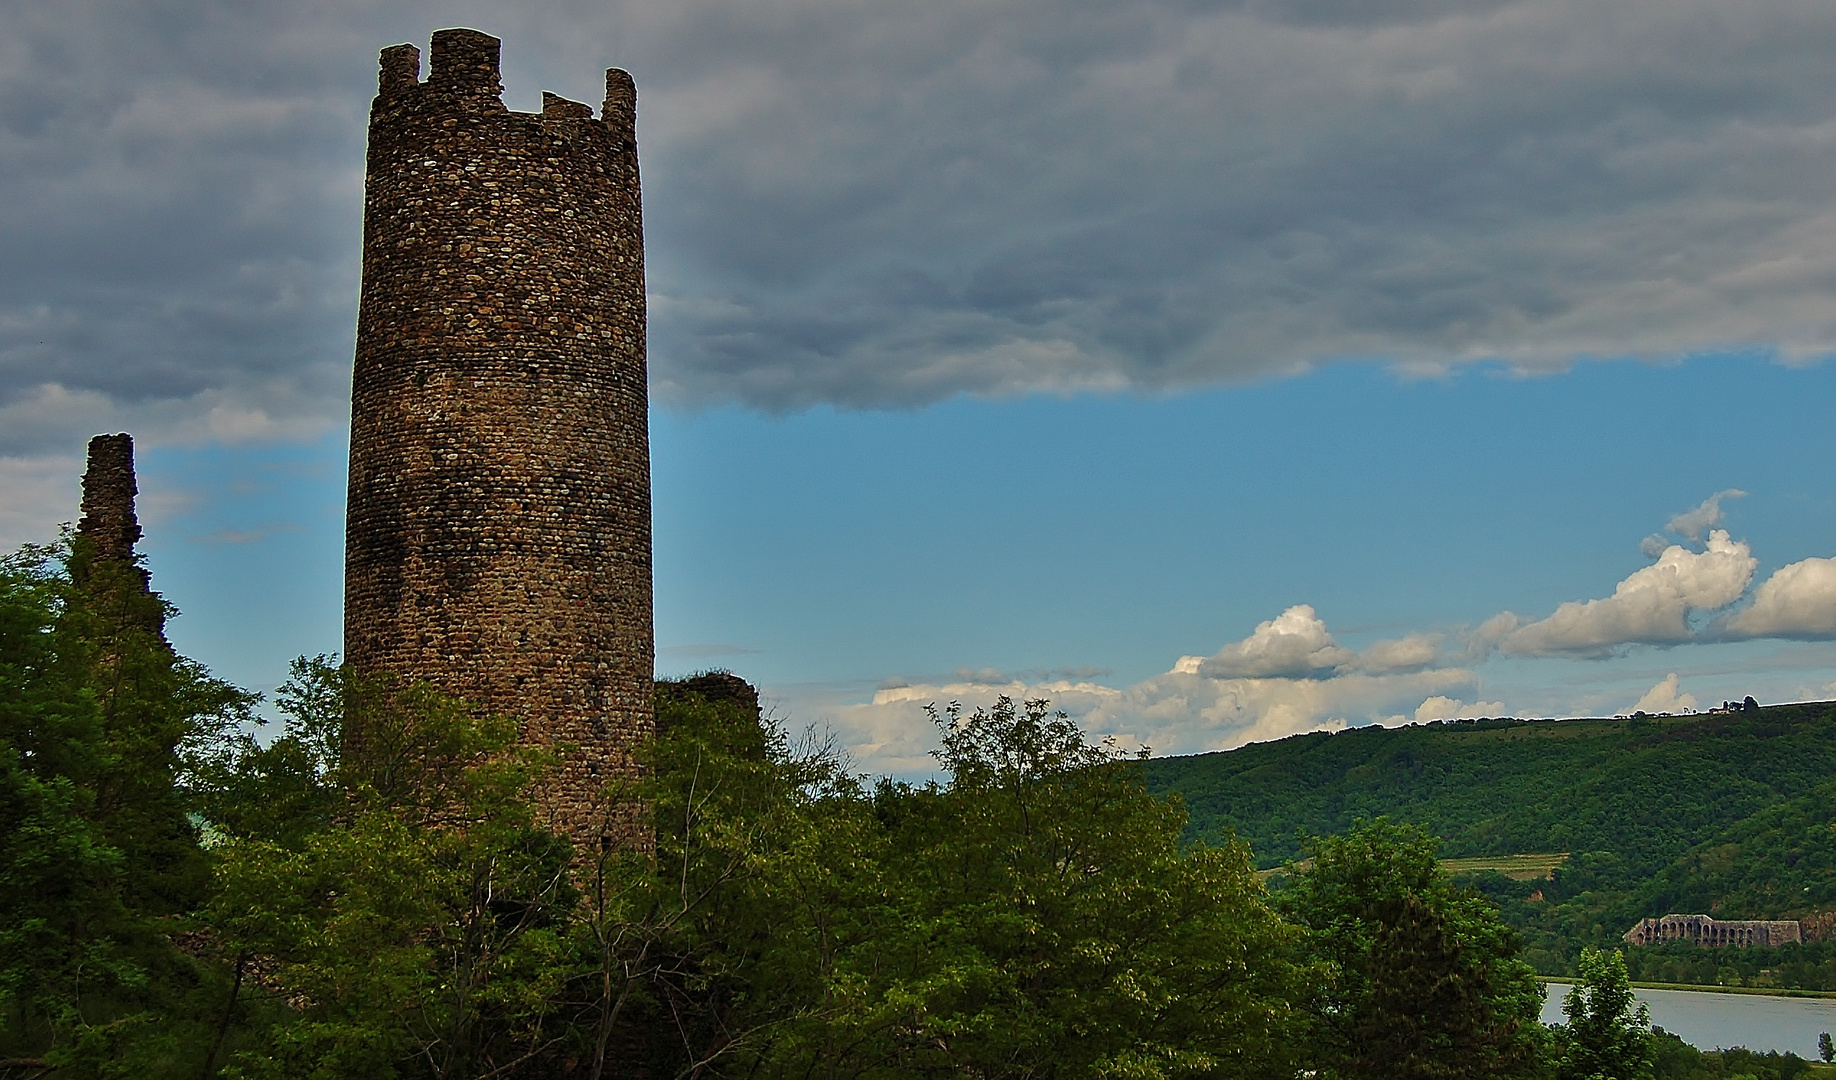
[542,91,594,120]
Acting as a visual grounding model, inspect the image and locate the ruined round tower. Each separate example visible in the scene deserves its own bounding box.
[345,29,652,848]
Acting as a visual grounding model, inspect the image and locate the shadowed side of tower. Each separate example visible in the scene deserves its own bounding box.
[345,29,653,850]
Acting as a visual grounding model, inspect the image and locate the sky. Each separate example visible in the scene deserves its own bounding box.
[7,0,1836,776]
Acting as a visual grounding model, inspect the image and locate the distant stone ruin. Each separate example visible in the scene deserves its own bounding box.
[72,433,165,638]
[1623,914,1802,948]
[76,433,143,567]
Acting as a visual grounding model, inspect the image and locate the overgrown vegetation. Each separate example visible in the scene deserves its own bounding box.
[3,541,1823,1077]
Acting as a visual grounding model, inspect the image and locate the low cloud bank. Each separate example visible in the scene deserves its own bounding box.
[814,492,1836,775]
[835,652,1478,773]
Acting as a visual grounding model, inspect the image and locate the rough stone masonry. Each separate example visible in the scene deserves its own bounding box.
[76,434,146,576]
[344,29,653,851]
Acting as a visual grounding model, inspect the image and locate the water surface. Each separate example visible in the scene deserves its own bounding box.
[1542,982,1836,1058]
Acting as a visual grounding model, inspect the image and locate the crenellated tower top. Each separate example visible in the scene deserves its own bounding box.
[370,28,637,147]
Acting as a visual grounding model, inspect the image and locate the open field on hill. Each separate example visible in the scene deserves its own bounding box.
[1442,853,1570,880]
[1258,851,1569,881]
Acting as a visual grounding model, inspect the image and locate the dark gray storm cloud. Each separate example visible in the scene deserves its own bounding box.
[6,0,1836,452]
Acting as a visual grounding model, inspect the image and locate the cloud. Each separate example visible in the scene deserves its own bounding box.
[188,524,301,545]
[808,605,1479,773]
[1666,490,1747,541]
[1415,695,1507,723]
[1631,673,1697,714]
[789,518,1836,774]
[826,662,1479,775]
[1196,604,1355,678]
[1190,605,1444,679]
[1357,633,1443,674]
[6,0,1836,465]
[1721,556,1836,640]
[1500,530,1756,656]
[637,0,1836,409]
[0,453,80,549]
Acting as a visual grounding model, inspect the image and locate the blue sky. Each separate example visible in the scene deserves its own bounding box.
[121,350,1836,774]
[8,0,1836,774]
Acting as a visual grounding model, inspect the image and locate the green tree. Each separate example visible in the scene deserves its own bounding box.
[622,676,875,1080]
[767,697,1305,1080]
[1,540,255,1077]
[1280,818,1551,1079]
[628,692,1310,1080]
[1555,946,1654,1080]
[208,660,580,1080]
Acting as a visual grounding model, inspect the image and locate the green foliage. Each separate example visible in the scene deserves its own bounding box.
[1649,1028,1817,1079]
[0,541,254,1077]
[1632,781,1836,919]
[3,532,1604,1077]
[1617,940,1836,991]
[187,655,343,850]
[862,699,1308,1080]
[633,678,875,1075]
[644,693,1310,1080]
[1553,947,1654,1080]
[208,659,581,1080]
[1278,818,1551,1079]
[1140,708,1836,978]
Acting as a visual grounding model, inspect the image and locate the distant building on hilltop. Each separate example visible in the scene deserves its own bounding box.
[1623,914,1801,948]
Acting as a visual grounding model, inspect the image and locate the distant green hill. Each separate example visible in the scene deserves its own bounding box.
[1138,703,1836,984]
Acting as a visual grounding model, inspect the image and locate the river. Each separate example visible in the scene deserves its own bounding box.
[1542,982,1836,1058]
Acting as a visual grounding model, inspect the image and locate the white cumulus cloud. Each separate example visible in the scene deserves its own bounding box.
[1357,633,1443,674]
[1666,490,1747,541]
[1501,530,1757,656]
[825,662,1480,774]
[791,522,1836,775]
[1193,606,1443,679]
[1414,696,1508,723]
[1197,604,1355,678]
[1631,673,1698,715]
[812,606,1483,773]
[1722,556,1836,639]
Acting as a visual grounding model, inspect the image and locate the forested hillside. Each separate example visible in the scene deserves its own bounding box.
[1139,704,1836,980]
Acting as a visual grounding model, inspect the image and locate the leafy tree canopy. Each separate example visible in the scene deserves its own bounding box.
[1278,818,1551,1080]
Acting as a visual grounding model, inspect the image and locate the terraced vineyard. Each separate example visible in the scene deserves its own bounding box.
[1440,853,1569,880]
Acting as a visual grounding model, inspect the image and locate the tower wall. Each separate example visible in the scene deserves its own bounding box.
[345,29,653,848]
[78,433,143,566]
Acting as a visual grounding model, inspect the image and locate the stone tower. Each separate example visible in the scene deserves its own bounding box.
[73,432,164,636]
[77,434,145,571]
[345,29,653,849]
